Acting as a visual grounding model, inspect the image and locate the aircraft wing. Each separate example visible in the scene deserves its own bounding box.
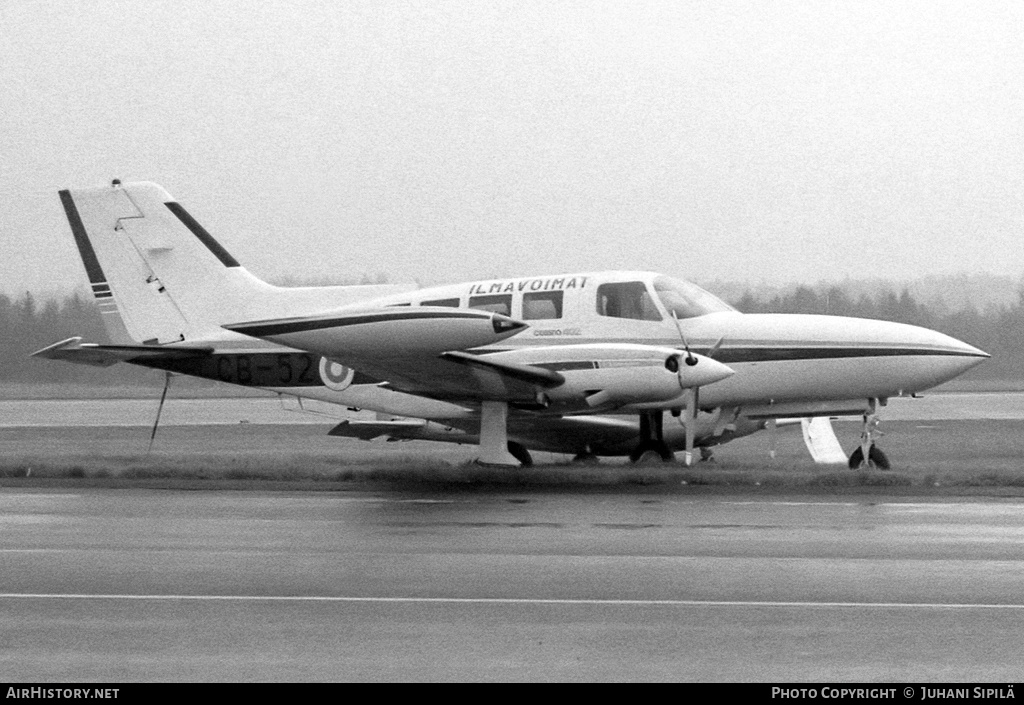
[320,352,560,404]
[328,418,432,441]
[439,351,564,387]
[225,303,735,408]
[223,306,558,402]
[32,337,213,368]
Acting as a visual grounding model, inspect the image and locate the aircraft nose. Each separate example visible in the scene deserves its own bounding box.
[903,321,988,358]
[878,321,989,390]
[939,334,988,360]
[922,328,989,373]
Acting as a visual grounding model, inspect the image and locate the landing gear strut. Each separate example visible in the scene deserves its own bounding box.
[477,401,521,466]
[849,403,891,470]
[630,411,674,463]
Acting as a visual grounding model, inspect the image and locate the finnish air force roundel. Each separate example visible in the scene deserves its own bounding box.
[319,357,355,391]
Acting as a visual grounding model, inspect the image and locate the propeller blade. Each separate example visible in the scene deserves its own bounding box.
[670,312,698,367]
[682,386,698,466]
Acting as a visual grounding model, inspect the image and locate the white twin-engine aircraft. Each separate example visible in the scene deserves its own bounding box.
[36,181,988,467]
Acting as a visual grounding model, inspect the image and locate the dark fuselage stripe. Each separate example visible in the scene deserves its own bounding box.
[165,202,241,268]
[58,190,107,285]
[481,345,985,364]
[231,311,494,337]
[708,347,986,363]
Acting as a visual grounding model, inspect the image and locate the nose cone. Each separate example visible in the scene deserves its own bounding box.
[926,329,989,360]
[909,326,989,383]
[678,353,734,389]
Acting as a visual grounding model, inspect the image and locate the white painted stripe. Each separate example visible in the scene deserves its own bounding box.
[2,594,1024,609]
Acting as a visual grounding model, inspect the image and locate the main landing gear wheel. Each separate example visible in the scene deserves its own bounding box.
[848,444,890,470]
[507,442,533,467]
[630,441,674,464]
[630,411,675,463]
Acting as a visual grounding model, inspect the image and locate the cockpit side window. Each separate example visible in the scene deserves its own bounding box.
[523,291,563,320]
[653,276,735,319]
[469,294,512,316]
[596,282,662,321]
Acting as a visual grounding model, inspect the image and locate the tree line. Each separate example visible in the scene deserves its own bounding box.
[3,285,1019,386]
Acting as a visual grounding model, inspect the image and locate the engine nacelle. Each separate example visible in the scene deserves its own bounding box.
[484,343,733,408]
[553,364,683,407]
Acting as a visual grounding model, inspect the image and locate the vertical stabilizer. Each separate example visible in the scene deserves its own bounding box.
[60,181,405,345]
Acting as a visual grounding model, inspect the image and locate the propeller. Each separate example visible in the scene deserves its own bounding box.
[669,314,728,467]
[669,312,700,465]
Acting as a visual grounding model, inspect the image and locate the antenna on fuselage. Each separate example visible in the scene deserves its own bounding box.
[147,372,172,454]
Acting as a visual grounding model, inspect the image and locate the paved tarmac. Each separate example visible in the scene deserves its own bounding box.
[3,488,1024,681]
[2,391,1024,427]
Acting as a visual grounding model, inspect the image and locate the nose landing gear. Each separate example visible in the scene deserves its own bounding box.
[849,402,891,470]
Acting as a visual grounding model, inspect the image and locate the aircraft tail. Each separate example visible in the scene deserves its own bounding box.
[59,181,404,346]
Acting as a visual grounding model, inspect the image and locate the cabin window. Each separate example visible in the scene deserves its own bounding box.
[523,291,563,320]
[388,302,411,307]
[596,282,662,321]
[421,298,460,308]
[469,294,512,316]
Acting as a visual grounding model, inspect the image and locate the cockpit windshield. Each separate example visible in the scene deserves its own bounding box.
[653,276,735,320]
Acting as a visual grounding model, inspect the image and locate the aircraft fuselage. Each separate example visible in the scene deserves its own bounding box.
[349,271,987,415]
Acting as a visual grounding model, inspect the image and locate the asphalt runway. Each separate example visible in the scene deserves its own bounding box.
[4,488,1024,681]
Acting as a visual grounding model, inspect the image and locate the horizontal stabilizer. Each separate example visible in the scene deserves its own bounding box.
[800,417,849,464]
[439,351,565,388]
[31,337,213,368]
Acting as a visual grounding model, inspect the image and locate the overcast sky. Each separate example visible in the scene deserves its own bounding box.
[2,1,1023,297]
